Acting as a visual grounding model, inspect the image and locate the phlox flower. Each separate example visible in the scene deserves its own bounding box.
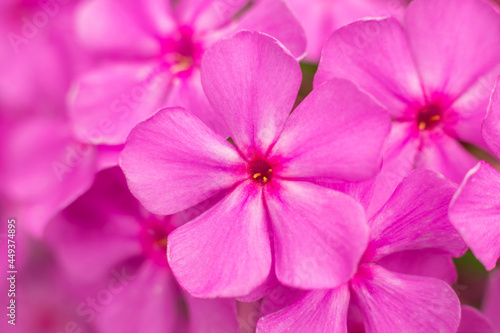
[70,0,306,148]
[120,31,391,297]
[448,161,500,270]
[45,167,239,333]
[256,170,467,333]
[315,0,500,213]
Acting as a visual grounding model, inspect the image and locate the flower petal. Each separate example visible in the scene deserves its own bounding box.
[458,306,495,333]
[266,180,368,289]
[95,261,178,333]
[176,0,248,32]
[76,0,173,57]
[378,249,457,285]
[315,17,424,119]
[404,0,500,100]
[201,31,301,158]
[483,77,500,158]
[366,169,466,261]
[45,167,144,283]
[257,287,350,333]
[351,264,461,333]
[449,161,500,270]
[483,269,500,330]
[415,130,478,184]
[270,79,390,183]
[366,122,420,217]
[167,182,272,297]
[183,293,240,333]
[120,107,247,215]
[71,61,172,146]
[233,0,307,59]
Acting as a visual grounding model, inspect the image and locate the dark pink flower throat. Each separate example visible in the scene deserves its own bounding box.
[249,159,273,184]
[417,104,443,131]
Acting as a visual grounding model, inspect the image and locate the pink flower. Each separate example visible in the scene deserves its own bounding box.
[45,167,239,333]
[257,170,467,333]
[120,31,391,297]
[315,0,500,211]
[484,77,500,159]
[449,161,500,270]
[285,0,408,62]
[70,0,306,148]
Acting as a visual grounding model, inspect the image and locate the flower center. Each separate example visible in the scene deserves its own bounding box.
[161,26,203,77]
[140,216,173,266]
[249,159,273,184]
[416,104,442,131]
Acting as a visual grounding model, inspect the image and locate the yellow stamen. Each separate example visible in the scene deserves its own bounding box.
[430,115,441,122]
[418,122,426,130]
[253,173,262,179]
[262,177,268,183]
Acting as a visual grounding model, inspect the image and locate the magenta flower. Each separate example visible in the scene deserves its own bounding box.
[257,170,467,333]
[70,0,306,147]
[315,0,500,210]
[120,31,391,297]
[285,0,408,62]
[484,77,500,159]
[46,167,239,333]
[449,161,500,270]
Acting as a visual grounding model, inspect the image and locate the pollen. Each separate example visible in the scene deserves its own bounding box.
[417,104,443,131]
[249,159,273,184]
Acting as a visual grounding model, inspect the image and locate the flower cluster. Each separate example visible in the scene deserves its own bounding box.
[1,0,500,332]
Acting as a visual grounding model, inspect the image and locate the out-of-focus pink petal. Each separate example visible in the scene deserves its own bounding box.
[483,269,500,330]
[257,286,350,333]
[167,182,271,297]
[201,31,301,158]
[366,122,420,217]
[71,61,172,146]
[184,294,239,333]
[415,130,478,184]
[96,144,125,170]
[76,0,173,57]
[2,118,97,235]
[45,168,143,283]
[366,169,466,261]
[449,161,500,270]
[315,18,424,119]
[286,0,408,62]
[120,107,247,215]
[458,306,495,333]
[266,180,368,289]
[176,0,248,32]
[233,0,306,59]
[484,77,500,158]
[378,249,457,285]
[95,261,178,333]
[271,79,390,183]
[404,0,500,100]
[351,264,461,333]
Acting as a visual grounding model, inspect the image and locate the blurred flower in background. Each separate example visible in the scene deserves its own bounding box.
[0,0,499,332]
